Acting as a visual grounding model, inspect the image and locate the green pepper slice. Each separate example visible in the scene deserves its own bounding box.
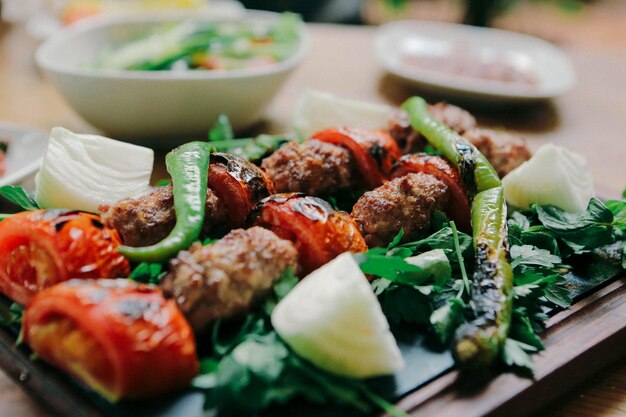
[118,141,212,263]
[402,97,501,193]
[455,186,513,368]
[402,96,514,368]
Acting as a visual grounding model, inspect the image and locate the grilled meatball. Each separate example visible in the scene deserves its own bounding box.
[100,185,225,247]
[388,103,477,153]
[351,172,449,247]
[161,227,298,333]
[261,140,357,195]
[462,128,531,177]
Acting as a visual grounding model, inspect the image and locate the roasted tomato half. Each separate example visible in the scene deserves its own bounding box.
[250,193,367,275]
[391,154,472,232]
[23,279,199,401]
[312,128,401,189]
[0,210,130,305]
[209,152,276,229]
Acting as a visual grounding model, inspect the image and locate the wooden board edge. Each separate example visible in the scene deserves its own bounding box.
[392,278,626,417]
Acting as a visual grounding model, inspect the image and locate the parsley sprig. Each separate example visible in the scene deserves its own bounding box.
[192,269,411,417]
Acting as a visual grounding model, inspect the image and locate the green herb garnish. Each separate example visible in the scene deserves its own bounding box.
[0,185,39,210]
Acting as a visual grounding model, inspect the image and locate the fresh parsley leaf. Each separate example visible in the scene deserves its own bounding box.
[535,199,615,252]
[402,250,452,286]
[0,302,23,327]
[262,268,298,315]
[0,185,39,210]
[354,252,423,281]
[509,308,544,351]
[544,285,573,309]
[191,359,219,389]
[208,114,234,142]
[371,277,392,296]
[501,338,537,371]
[377,284,432,327]
[605,199,626,232]
[508,213,562,255]
[508,211,531,230]
[202,332,372,414]
[510,245,562,270]
[355,249,451,286]
[272,268,298,302]
[128,262,166,284]
[396,226,473,266]
[429,298,465,345]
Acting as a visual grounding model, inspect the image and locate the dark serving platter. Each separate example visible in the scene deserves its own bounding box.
[0,268,623,417]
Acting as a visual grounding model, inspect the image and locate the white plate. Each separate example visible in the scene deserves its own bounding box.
[374,20,576,103]
[0,123,48,188]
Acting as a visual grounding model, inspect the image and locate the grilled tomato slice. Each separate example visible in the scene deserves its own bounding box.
[250,193,367,275]
[0,210,129,305]
[23,279,199,401]
[312,128,401,189]
[209,152,275,229]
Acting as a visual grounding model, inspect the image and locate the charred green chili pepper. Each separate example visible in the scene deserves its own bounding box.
[402,97,501,193]
[455,186,513,368]
[118,141,212,263]
[402,96,513,369]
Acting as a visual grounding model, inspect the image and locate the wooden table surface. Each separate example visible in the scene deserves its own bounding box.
[0,3,625,416]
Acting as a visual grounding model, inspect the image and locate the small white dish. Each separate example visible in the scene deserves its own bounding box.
[36,10,309,144]
[0,123,48,188]
[374,20,576,103]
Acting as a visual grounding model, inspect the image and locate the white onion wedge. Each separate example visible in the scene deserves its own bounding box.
[271,252,404,379]
[293,90,393,139]
[35,127,154,213]
[502,144,594,212]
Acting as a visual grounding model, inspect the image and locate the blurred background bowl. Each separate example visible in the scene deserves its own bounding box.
[35,10,308,145]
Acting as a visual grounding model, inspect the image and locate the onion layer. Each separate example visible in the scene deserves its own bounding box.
[272,253,404,379]
[502,144,594,212]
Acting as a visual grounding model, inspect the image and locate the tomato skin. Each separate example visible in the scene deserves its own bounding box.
[23,279,199,401]
[250,194,367,275]
[312,128,402,189]
[391,154,472,232]
[208,153,275,229]
[0,210,130,305]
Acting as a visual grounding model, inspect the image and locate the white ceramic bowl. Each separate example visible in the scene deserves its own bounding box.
[375,20,576,103]
[36,11,308,145]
